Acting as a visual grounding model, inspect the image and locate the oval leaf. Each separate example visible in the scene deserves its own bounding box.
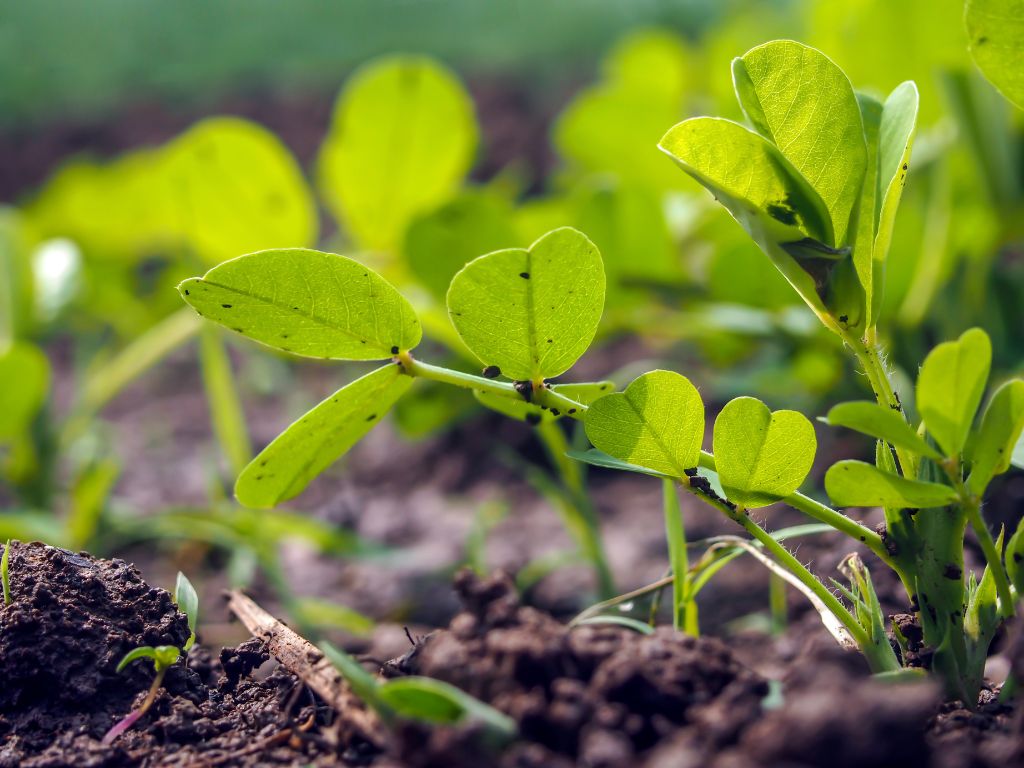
[732,40,867,246]
[174,572,199,651]
[713,396,816,508]
[968,379,1024,494]
[447,227,605,381]
[179,248,421,360]
[825,460,957,509]
[966,0,1024,109]
[236,364,413,508]
[584,370,703,478]
[917,328,992,457]
[824,401,941,461]
[319,56,478,251]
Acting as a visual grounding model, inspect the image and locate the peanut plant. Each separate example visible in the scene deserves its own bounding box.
[178,40,1024,702]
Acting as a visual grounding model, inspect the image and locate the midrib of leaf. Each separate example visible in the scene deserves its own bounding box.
[523,248,539,380]
[624,395,688,478]
[200,277,393,349]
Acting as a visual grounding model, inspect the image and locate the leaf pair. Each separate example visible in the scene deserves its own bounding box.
[584,371,816,508]
[659,40,918,328]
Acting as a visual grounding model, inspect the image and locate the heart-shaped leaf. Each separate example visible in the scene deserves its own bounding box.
[825,460,957,508]
[713,396,816,508]
[236,364,413,508]
[447,227,605,382]
[584,370,704,478]
[824,401,941,461]
[968,379,1024,494]
[917,328,992,458]
[966,0,1024,110]
[732,40,867,247]
[318,56,478,251]
[179,248,421,361]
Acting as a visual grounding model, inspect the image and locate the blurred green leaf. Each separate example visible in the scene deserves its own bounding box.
[825,460,957,508]
[0,342,49,442]
[377,677,516,735]
[713,396,816,508]
[968,380,1024,493]
[917,328,991,457]
[198,326,252,477]
[585,370,703,477]
[295,597,374,636]
[447,227,605,381]
[965,0,1024,109]
[179,248,422,360]
[236,364,413,508]
[319,56,477,251]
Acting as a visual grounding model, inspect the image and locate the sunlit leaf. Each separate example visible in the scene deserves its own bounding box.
[179,249,421,361]
[824,401,941,460]
[713,396,815,508]
[968,379,1024,493]
[825,460,957,508]
[917,328,992,457]
[447,227,605,381]
[235,365,413,508]
[319,56,478,251]
[584,370,704,477]
[966,0,1024,109]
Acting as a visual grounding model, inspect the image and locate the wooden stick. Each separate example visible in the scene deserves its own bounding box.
[226,590,386,749]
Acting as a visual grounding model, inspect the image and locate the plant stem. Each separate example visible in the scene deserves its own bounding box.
[402,355,890,563]
[102,666,167,745]
[662,479,689,632]
[965,496,1015,619]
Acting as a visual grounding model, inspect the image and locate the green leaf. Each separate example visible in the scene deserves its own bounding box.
[174,572,199,652]
[235,364,413,508]
[824,401,941,461]
[377,677,516,736]
[575,615,656,635]
[1014,431,1024,469]
[732,40,867,246]
[584,370,704,478]
[447,227,605,381]
[295,597,375,637]
[825,460,957,508]
[116,645,180,673]
[968,379,1024,493]
[198,326,252,477]
[321,642,384,709]
[405,190,519,301]
[848,92,882,329]
[917,328,992,457]
[566,448,672,479]
[474,381,614,423]
[872,82,918,322]
[164,117,317,264]
[179,248,421,361]
[1006,517,1024,594]
[0,343,49,441]
[658,118,834,323]
[713,396,816,508]
[319,56,478,251]
[966,0,1024,109]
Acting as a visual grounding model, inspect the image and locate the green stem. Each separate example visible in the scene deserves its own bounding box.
[662,479,689,632]
[965,496,1015,619]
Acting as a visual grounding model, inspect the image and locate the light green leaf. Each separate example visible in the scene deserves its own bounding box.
[713,396,816,508]
[116,645,180,673]
[295,597,375,637]
[658,118,834,323]
[164,117,317,264]
[1006,517,1024,593]
[824,401,941,461]
[968,379,1024,493]
[732,40,867,246]
[174,572,199,651]
[447,227,605,381]
[966,0,1024,109]
[1014,431,1024,469]
[848,92,881,328]
[404,191,519,300]
[0,342,49,441]
[872,82,919,323]
[825,460,957,508]
[321,642,383,709]
[917,328,992,457]
[575,616,656,635]
[319,56,478,251]
[566,448,671,479]
[179,248,421,360]
[584,370,704,478]
[235,365,413,508]
[474,381,614,423]
[377,677,516,735]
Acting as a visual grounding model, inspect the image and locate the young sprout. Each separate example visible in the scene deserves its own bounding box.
[174,571,199,651]
[101,645,181,745]
[2,539,11,606]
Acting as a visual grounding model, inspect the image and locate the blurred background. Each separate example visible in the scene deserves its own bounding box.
[1,0,1022,649]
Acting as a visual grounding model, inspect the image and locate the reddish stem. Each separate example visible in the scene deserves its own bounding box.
[101,667,166,746]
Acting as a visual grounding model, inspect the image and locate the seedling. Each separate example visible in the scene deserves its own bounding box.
[178,41,1024,702]
[2,539,11,605]
[102,572,199,744]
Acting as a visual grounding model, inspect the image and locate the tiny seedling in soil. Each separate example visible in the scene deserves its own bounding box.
[178,40,1024,705]
[102,571,199,744]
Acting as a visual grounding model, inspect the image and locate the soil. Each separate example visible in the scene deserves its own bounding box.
[3,548,1022,768]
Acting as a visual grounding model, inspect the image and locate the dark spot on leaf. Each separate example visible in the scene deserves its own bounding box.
[838,314,848,323]
[547,338,553,344]
[391,346,399,354]
[184,289,190,296]
[550,408,560,417]
[902,163,908,171]
[222,304,233,309]
[256,474,264,480]
[525,413,542,426]
[281,333,289,339]
[482,365,501,379]
[519,272,530,279]
[233,327,244,333]
[977,36,988,44]
[943,564,962,580]
[568,408,576,414]
[366,414,377,421]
